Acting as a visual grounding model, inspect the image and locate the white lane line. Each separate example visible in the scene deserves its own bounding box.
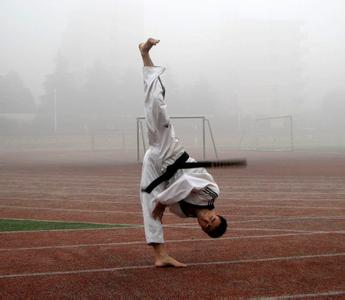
[0,205,142,215]
[0,226,142,234]
[1,252,344,279]
[234,228,313,233]
[2,174,344,180]
[3,190,345,197]
[0,211,344,226]
[2,184,345,191]
[221,198,345,203]
[164,225,313,233]
[1,175,344,182]
[217,204,345,210]
[1,201,344,212]
[253,290,345,299]
[2,204,345,219]
[220,190,345,194]
[0,224,304,235]
[0,224,315,235]
[1,231,344,251]
[231,216,345,224]
[0,192,140,197]
[0,183,342,190]
[2,196,345,204]
[0,197,140,205]
[0,193,337,211]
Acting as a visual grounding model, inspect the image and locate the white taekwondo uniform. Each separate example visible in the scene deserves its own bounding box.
[140,66,220,244]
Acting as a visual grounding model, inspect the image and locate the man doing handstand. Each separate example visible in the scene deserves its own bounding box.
[139,38,227,267]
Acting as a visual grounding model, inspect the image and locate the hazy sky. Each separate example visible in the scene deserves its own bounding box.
[1,0,344,109]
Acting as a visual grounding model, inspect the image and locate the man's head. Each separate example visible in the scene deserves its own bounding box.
[197,209,227,238]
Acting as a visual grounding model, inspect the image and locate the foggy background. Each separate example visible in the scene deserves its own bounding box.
[1,0,345,158]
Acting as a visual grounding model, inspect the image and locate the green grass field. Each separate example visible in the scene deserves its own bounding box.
[0,219,134,232]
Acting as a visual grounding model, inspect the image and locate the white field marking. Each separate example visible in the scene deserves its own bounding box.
[2,179,344,187]
[0,205,143,215]
[0,212,286,222]
[2,178,344,185]
[0,204,258,219]
[231,216,345,224]
[5,191,331,199]
[1,179,344,187]
[220,182,345,186]
[221,186,345,190]
[252,290,345,300]
[163,225,314,233]
[1,182,343,192]
[0,226,143,234]
[0,173,341,180]
[3,196,345,204]
[1,192,344,202]
[0,198,345,213]
[0,205,180,217]
[0,217,140,226]
[0,223,307,235]
[0,186,137,193]
[0,197,140,205]
[0,191,140,197]
[1,190,343,196]
[231,227,314,233]
[1,252,344,279]
[2,173,344,180]
[3,185,345,194]
[220,187,345,191]
[2,187,345,196]
[1,231,344,252]
[220,191,345,195]
[167,220,285,227]
[163,225,345,235]
[0,215,289,233]
[15,198,340,210]
[218,198,345,203]
[0,217,142,234]
[1,203,344,221]
[216,204,345,210]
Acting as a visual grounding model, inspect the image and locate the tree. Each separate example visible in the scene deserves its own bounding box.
[80,61,117,130]
[38,54,80,132]
[0,71,35,113]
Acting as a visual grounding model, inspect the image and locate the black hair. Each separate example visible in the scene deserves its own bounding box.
[207,215,228,238]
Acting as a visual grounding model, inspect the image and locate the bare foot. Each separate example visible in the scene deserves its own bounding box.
[155,255,187,268]
[139,38,160,56]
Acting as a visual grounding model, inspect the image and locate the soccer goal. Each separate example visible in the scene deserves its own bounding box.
[136,116,219,161]
[254,115,294,151]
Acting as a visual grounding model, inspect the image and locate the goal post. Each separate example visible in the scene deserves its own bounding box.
[136,116,218,162]
[255,115,294,151]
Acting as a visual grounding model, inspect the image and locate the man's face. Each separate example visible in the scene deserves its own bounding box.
[197,209,221,234]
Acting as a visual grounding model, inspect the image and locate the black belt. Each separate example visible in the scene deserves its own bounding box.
[142,152,247,193]
[142,152,189,193]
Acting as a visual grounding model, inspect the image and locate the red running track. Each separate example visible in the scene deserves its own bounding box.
[0,150,345,299]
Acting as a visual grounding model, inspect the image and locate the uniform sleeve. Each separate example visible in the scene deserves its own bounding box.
[154,174,213,206]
